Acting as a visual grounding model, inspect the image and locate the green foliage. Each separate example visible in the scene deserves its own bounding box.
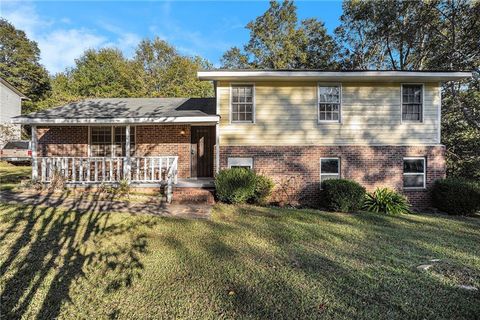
[221,0,338,69]
[442,74,480,180]
[0,19,51,111]
[252,174,275,205]
[134,37,213,97]
[364,188,411,215]
[321,179,366,213]
[116,178,131,197]
[70,48,146,98]
[431,178,480,216]
[215,168,257,204]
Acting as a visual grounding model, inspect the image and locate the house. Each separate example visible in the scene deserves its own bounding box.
[12,70,472,207]
[1,77,27,148]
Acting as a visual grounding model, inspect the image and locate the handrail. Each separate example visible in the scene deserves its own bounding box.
[35,156,178,185]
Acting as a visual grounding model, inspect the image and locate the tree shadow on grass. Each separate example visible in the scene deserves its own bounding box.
[0,189,156,319]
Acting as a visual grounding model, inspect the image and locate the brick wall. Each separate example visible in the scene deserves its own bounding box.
[37,125,192,178]
[135,125,191,178]
[220,145,446,208]
[37,126,88,156]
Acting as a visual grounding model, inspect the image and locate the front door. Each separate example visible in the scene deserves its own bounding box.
[191,126,215,178]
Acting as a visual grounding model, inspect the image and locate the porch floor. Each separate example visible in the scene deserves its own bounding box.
[130,178,215,189]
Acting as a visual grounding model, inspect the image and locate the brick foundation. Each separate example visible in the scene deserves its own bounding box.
[220,145,446,208]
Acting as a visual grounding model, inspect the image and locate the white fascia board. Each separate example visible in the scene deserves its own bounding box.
[11,115,220,125]
[197,71,472,82]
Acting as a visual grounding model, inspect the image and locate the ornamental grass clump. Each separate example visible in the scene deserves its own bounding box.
[364,187,411,214]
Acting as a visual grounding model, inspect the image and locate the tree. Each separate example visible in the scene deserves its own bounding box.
[220,47,251,69]
[221,0,338,69]
[0,19,50,112]
[69,48,146,98]
[335,0,440,70]
[134,37,213,97]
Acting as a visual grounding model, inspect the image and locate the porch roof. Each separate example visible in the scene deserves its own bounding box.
[12,98,218,125]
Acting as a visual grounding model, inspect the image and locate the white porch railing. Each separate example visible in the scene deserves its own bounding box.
[34,156,178,186]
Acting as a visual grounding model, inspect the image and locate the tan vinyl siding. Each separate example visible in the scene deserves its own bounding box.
[218,81,441,146]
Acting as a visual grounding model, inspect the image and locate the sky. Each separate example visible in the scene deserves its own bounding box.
[1,1,343,74]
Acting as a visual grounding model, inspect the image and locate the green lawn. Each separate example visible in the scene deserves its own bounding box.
[0,199,479,319]
[0,161,31,191]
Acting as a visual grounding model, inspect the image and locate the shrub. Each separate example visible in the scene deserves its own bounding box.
[215,168,257,204]
[48,168,66,192]
[321,179,366,212]
[252,174,275,205]
[431,178,480,215]
[364,188,410,214]
[116,178,131,197]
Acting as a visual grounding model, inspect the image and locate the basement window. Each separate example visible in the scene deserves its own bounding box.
[320,158,340,185]
[403,157,426,189]
[228,157,253,169]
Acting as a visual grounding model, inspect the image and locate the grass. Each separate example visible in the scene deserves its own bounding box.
[0,161,31,191]
[1,162,479,319]
[0,201,479,319]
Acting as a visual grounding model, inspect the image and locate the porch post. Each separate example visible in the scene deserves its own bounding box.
[215,122,220,174]
[31,125,38,181]
[125,125,131,181]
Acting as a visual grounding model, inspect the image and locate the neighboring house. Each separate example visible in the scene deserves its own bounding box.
[0,77,27,148]
[12,70,471,207]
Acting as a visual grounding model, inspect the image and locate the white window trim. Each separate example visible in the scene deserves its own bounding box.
[317,83,342,124]
[403,157,426,189]
[88,125,136,157]
[320,157,341,187]
[227,157,253,169]
[229,83,256,124]
[401,83,425,124]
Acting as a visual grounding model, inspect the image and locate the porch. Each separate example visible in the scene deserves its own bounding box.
[13,98,219,202]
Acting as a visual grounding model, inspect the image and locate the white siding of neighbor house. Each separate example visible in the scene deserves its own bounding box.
[0,81,23,147]
[1,82,22,122]
[217,81,441,146]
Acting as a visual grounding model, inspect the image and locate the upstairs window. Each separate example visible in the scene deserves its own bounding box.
[231,85,254,123]
[318,85,341,122]
[320,158,340,185]
[402,84,423,122]
[403,157,426,189]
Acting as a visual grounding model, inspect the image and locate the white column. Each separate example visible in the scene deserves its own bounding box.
[31,125,38,181]
[215,122,220,174]
[215,82,221,174]
[125,125,131,181]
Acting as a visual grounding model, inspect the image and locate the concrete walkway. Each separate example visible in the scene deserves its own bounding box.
[0,190,212,219]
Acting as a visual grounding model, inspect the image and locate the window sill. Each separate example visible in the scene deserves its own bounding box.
[401,121,424,124]
[403,187,426,191]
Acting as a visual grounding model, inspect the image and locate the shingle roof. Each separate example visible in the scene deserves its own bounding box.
[15,97,216,120]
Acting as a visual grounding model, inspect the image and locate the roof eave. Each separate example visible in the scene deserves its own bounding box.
[197,71,473,82]
[11,115,220,125]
